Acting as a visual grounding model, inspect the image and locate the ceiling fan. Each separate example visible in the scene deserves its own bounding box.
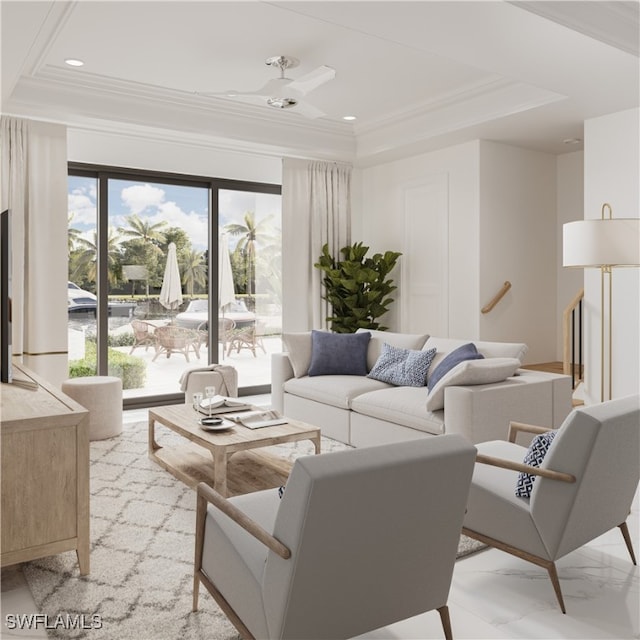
[200,55,335,119]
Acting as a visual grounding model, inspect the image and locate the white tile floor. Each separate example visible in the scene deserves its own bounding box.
[2,406,638,640]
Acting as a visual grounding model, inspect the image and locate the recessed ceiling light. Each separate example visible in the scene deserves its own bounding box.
[343,115,357,121]
[65,58,84,67]
[563,137,582,145]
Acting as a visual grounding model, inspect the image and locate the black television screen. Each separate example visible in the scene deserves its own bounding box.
[1,209,12,383]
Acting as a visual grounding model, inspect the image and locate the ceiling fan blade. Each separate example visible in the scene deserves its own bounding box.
[292,100,326,119]
[199,78,290,99]
[287,65,335,96]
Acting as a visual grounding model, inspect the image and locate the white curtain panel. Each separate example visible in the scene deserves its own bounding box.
[0,116,69,386]
[282,158,352,331]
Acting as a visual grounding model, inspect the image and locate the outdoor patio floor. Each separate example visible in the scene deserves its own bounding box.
[69,323,282,400]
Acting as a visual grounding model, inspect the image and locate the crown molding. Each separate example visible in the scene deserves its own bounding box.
[355,79,566,161]
[35,66,352,137]
[511,1,640,57]
[8,69,356,161]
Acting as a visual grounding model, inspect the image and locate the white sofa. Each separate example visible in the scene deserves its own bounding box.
[271,330,572,447]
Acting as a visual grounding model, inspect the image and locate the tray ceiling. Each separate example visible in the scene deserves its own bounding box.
[2,1,638,164]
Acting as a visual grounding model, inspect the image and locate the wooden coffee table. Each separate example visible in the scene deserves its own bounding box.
[148,404,321,497]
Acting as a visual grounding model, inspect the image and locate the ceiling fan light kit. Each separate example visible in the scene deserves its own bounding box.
[267,97,298,109]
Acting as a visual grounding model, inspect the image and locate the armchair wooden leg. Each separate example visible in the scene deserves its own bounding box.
[193,573,200,612]
[463,527,568,614]
[546,561,566,614]
[193,490,207,612]
[619,522,637,565]
[437,605,453,640]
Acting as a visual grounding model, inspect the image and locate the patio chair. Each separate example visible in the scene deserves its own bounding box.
[218,317,236,357]
[462,395,640,613]
[226,320,266,358]
[152,325,201,362]
[129,319,158,354]
[193,435,477,640]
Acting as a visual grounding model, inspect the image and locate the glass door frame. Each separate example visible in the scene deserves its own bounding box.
[68,162,281,408]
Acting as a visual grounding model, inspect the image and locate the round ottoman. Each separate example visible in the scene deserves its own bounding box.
[62,376,123,440]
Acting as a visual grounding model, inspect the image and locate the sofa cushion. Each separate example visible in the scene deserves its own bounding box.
[351,387,445,435]
[282,332,313,378]
[308,330,371,376]
[426,357,522,411]
[357,328,429,371]
[284,375,389,409]
[427,343,484,391]
[368,344,437,387]
[424,336,528,376]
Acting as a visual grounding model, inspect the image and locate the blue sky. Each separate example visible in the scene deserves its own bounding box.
[68,177,281,252]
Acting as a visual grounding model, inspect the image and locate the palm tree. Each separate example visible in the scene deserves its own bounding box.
[71,227,123,286]
[225,212,277,296]
[118,214,167,246]
[181,248,207,297]
[67,215,84,254]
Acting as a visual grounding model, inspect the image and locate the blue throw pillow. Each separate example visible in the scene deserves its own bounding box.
[515,431,557,498]
[368,343,437,387]
[308,330,371,376]
[427,343,484,391]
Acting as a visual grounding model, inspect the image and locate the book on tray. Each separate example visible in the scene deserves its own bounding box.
[224,410,288,429]
[197,395,251,415]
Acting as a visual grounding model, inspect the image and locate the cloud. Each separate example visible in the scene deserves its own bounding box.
[137,201,209,250]
[120,183,166,214]
[68,192,96,225]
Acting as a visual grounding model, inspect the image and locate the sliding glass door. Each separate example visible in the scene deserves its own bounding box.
[67,165,281,406]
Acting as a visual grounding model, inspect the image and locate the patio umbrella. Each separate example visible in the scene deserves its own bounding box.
[159,242,183,313]
[218,232,236,313]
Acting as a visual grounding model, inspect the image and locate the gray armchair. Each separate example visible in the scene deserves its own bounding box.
[463,395,639,613]
[193,435,477,640]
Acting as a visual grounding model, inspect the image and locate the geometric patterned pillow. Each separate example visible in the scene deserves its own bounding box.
[367,343,437,387]
[515,431,557,498]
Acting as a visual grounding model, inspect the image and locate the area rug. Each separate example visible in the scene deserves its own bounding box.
[22,420,486,639]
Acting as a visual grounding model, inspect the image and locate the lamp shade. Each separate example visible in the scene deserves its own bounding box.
[563,219,640,268]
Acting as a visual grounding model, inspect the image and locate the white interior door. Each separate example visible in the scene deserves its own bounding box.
[400,174,449,336]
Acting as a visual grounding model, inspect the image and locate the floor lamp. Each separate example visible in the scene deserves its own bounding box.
[563,204,640,402]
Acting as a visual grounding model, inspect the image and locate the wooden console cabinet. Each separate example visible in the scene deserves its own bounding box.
[1,364,90,574]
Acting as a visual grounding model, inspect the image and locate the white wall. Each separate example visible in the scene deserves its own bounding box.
[583,108,640,403]
[478,142,558,363]
[356,140,560,363]
[356,141,480,337]
[556,151,584,358]
[67,127,282,184]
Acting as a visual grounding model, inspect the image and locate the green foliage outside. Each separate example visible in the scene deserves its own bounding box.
[68,211,281,307]
[314,242,402,333]
[69,341,146,390]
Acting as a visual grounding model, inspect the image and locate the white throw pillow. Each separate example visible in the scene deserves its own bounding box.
[356,328,429,371]
[425,357,521,411]
[282,332,314,378]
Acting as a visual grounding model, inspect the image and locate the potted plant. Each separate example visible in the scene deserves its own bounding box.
[315,242,402,333]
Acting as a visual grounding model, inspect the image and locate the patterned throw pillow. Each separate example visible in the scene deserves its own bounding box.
[515,431,557,498]
[367,343,437,387]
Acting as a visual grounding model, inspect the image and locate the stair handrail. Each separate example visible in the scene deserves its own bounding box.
[563,288,584,387]
[481,281,512,314]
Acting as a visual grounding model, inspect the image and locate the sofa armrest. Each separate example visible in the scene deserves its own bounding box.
[271,352,294,414]
[443,370,571,444]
